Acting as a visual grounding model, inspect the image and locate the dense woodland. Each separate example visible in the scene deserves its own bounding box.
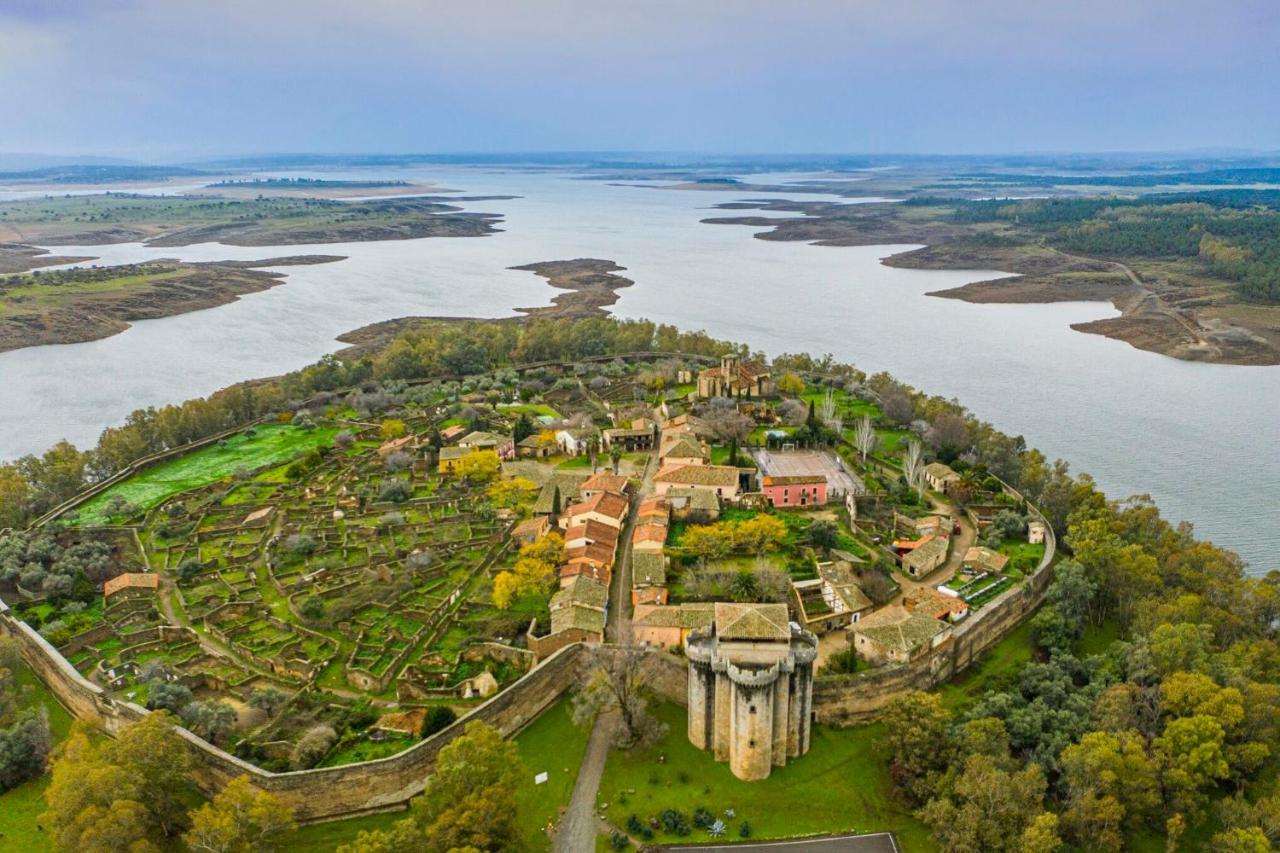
[941,192,1280,303]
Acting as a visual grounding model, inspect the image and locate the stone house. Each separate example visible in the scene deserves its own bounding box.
[102,572,159,605]
[580,472,631,500]
[630,552,669,606]
[528,575,608,660]
[791,560,873,634]
[964,546,1010,574]
[563,519,620,553]
[632,601,715,649]
[904,586,970,623]
[555,427,594,456]
[630,522,667,555]
[653,464,741,501]
[665,487,722,522]
[849,604,952,666]
[558,490,629,530]
[901,534,949,578]
[923,462,961,493]
[1027,520,1047,544]
[658,432,709,468]
[511,515,550,545]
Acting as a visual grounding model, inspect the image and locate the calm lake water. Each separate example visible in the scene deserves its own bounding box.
[1,168,1276,571]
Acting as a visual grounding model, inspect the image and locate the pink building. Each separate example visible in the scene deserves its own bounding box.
[761,475,827,508]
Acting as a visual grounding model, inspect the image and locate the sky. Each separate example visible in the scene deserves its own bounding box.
[1,0,1278,159]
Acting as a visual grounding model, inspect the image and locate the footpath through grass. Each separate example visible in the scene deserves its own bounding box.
[74,424,337,525]
[595,703,933,851]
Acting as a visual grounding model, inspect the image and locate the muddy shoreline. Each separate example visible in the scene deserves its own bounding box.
[703,200,1280,365]
[511,258,634,319]
[0,255,345,354]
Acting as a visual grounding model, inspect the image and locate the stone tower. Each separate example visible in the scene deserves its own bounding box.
[686,602,818,781]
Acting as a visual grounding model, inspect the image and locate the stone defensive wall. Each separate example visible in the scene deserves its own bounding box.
[0,594,688,823]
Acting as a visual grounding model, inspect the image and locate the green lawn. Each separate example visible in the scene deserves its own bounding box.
[595,703,933,851]
[936,618,1037,711]
[282,696,590,852]
[74,424,338,524]
[555,455,594,470]
[1077,618,1121,658]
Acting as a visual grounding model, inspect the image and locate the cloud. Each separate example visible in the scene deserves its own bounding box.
[0,0,1277,155]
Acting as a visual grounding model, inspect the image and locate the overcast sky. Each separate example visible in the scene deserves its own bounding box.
[2,0,1278,159]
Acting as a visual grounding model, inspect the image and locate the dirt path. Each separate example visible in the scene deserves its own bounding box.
[553,710,617,853]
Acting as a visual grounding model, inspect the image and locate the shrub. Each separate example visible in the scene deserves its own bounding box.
[740,821,751,838]
[693,807,715,828]
[300,596,326,621]
[291,724,337,770]
[610,831,629,851]
[660,809,691,836]
[378,480,412,503]
[284,534,317,557]
[420,705,457,739]
[146,680,193,713]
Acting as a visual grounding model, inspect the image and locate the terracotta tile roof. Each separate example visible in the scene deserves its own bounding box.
[512,516,551,539]
[634,602,715,630]
[564,490,630,522]
[559,560,613,587]
[581,473,630,494]
[762,475,826,487]
[440,425,466,441]
[631,523,667,545]
[714,602,790,641]
[565,541,617,567]
[564,519,620,549]
[905,587,969,620]
[660,434,706,461]
[903,535,949,568]
[654,464,738,487]
[103,572,159,598]
[637,498,671,522]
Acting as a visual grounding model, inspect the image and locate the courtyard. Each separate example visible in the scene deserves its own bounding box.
[750,448,862,498]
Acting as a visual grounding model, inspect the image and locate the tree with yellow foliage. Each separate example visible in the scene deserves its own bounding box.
[184,774,295,853]
[486,477,537,510]
[454,449,501,482]
[777,372,806,395]
[379,419,407,441]
[492,533,564,609]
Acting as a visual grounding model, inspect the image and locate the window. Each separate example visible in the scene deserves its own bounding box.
[749,705,757,715]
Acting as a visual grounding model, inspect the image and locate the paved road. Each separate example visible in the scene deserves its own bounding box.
[553,711,617,853]
[666,832,900,852]
[606,441,659,643]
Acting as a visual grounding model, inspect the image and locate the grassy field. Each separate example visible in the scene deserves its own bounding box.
[74,423,337,524]
[0,665,76,853]
[595,703,933,851]
[936,618,1037,711]
[282,696,590,852]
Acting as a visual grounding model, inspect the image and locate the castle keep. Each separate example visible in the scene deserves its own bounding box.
[686,602,818,781]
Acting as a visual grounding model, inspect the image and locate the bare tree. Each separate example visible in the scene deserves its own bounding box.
[903,438,926,498]
[819,387,838,425]
[699,398,754,443]
[854,415,878,464]
[571,645,668,749]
